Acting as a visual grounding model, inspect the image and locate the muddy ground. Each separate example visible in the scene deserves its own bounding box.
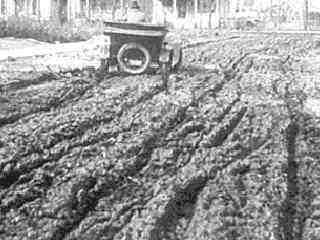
[1,34,320,240]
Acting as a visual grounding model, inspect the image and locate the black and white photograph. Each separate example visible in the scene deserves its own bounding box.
[0,0,320,239]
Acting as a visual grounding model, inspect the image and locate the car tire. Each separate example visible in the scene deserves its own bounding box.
[117,42,151,75]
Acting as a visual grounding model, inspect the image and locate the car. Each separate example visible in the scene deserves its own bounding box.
[99,21,182,81]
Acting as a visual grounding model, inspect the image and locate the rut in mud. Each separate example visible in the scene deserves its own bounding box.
[1,34,320,240]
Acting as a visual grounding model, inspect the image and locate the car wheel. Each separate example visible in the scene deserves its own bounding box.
[117,42,151,75]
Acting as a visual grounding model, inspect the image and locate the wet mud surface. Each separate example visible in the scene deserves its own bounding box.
[1,34,320,240]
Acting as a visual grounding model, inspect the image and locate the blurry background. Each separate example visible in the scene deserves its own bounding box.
[0,0,319,30]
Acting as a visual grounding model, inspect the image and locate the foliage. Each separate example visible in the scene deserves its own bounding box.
[0,16,104,43]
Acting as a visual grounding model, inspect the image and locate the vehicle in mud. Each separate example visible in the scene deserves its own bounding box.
[99,21,182,79]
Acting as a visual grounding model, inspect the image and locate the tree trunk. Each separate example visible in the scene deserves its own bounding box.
[194,0,198,28]
[208,0,216,29]
[14,0,18,16]
[173,0,177,18]
[86,0,90,19]
[112,0,117,21]
[56,0,61,24]
[304,0,309,30]
[37,0,41,20]
[120,0,125,18]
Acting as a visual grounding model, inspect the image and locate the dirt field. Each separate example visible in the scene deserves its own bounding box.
[1,34,320,240]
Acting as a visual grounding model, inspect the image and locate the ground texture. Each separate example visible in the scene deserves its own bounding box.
[1,33,320,240]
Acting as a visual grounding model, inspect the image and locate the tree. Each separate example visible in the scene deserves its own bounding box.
[194,0,198,28]
[173,0,177,17]
[208,0,216,28]
[111,0,117,20]
[304,0,309,30]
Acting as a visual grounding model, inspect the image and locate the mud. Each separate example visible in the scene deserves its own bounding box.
[1,34,320,240]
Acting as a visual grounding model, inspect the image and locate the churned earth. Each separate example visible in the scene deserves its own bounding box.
[0,33,320,240]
